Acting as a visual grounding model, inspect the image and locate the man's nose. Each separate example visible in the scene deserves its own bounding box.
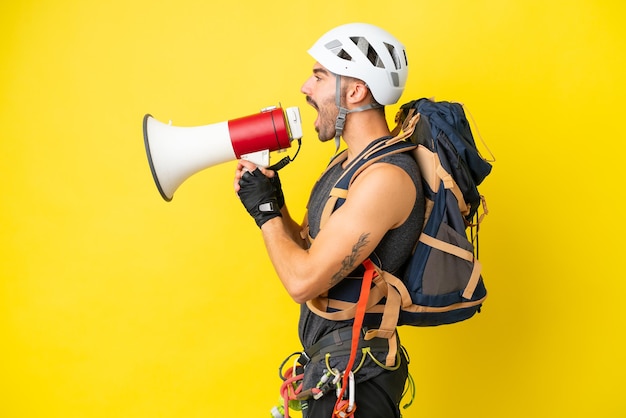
[300,77,312,95]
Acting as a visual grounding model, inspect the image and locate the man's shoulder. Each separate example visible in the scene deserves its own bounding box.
[376,151,420,179]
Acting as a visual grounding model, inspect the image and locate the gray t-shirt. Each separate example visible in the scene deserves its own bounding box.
[298,144,425,390]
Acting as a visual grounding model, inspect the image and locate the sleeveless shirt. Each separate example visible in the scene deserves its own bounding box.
[298,145,425,389]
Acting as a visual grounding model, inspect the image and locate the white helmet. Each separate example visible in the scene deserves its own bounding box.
[308,23,408,105]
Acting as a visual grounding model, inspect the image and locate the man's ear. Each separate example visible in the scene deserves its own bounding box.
[345,80,370,106]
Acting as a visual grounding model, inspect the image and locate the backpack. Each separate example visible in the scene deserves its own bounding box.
[305,98,493,367]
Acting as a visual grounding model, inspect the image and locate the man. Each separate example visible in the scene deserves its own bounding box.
[235,23,425,418]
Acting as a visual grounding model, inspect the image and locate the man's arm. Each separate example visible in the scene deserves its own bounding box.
[250,161,416,304]
[277,204,308,250]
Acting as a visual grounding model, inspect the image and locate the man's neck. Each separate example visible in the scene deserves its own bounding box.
[341,110,391,163]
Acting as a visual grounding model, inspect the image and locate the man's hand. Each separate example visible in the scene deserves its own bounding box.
[237,167,282,228]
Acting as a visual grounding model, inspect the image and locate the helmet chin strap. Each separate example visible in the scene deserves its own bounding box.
[333,74,382,153]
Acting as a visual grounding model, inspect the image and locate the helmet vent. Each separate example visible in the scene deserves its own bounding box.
[336,49,353,61]
[324,40,353,62]
[384,42,402,70]
[390,71,399,87]
[350,36,385,69]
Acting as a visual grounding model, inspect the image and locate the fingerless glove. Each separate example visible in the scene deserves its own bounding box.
[237,168,282,228]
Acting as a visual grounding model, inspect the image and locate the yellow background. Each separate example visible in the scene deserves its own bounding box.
[1,0,624,417]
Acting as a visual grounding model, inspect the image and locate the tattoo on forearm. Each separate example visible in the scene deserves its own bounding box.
[330,233,370,286]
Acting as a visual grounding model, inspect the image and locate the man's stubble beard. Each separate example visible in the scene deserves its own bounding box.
[316,99,339,143]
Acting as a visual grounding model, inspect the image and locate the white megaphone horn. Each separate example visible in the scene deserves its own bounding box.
[143,105,303,201]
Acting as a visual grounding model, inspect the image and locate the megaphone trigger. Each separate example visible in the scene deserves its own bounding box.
[241,149,270,167]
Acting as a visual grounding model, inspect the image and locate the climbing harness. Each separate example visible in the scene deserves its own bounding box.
[271,262,416,418]
[271,341,415,417]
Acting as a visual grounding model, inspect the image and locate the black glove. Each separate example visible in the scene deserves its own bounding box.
[238,168,282,228]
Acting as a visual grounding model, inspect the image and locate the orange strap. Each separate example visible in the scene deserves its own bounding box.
[334,258,376,416]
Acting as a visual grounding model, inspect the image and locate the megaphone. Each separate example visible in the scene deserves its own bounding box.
[143,106,303,201]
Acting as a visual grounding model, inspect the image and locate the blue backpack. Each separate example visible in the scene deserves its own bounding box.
[306,98,493,352]
[392,98,492,326]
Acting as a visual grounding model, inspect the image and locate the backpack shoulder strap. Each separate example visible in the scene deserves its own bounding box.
[318,136,418,231]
